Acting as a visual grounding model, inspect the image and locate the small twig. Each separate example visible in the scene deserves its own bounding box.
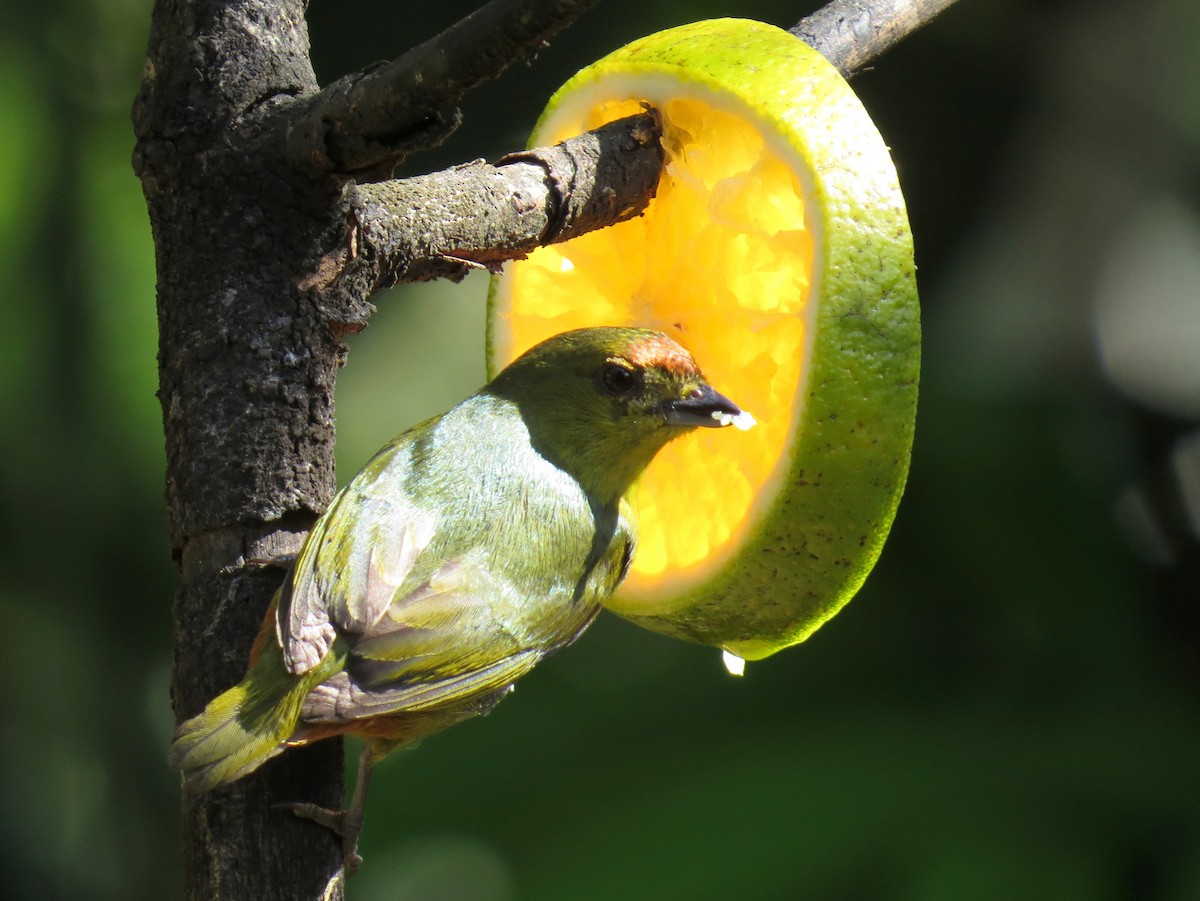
[282,0,602,176]
[791,0,962,77]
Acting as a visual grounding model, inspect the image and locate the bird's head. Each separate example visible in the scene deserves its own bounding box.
[487,327,748,502]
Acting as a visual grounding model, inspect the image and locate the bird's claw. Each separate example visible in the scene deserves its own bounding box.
[218,553,297,576]
[246,552,298,571]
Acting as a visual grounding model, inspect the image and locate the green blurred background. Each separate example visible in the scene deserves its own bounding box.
[2,0,1198,898]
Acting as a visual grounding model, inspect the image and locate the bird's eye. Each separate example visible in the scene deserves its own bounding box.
[601,362,638,395]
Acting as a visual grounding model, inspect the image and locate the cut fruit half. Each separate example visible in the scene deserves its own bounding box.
[487,19,920,661]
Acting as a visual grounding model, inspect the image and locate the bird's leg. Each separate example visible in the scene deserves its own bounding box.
[276,744,376,875]
[339,744,375,871]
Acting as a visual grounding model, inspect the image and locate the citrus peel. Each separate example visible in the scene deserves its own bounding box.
[487,19,920,660]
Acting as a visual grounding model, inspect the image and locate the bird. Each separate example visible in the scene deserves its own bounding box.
[167,326,749,870]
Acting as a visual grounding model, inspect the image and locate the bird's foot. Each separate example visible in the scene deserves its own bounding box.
[276,745,377,876]
[219,552,298,576]
[275,801,364,875]
[245,552,298,571]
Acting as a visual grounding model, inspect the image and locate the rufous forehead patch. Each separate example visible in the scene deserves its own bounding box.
[624,333,699,377]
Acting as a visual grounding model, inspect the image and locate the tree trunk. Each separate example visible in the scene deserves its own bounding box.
[131,0,957,898]
[133,2,351,897]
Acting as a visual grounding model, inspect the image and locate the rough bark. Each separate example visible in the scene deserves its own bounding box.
[132,1,957,898]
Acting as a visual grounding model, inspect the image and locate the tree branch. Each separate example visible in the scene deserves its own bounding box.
[283,0,602,176]
[332,110,663,289]
[791,0,961,76]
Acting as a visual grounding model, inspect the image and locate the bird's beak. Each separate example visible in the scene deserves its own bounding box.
[663,384,747,428]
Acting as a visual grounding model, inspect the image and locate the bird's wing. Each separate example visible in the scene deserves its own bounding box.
[349,558,533,687]
[277,438,439,675]
[300,556,590,722]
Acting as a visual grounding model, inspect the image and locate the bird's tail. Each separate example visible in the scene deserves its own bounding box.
[167,643,312,792]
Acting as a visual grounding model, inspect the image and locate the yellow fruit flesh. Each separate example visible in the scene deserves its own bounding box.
[492,94,813,608]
